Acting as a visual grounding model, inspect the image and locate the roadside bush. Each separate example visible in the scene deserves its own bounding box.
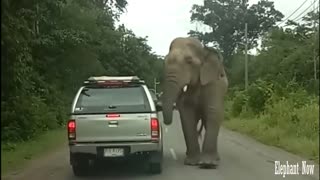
[231,90,249,116]
[224,100,233,121]
[246,79,273,114]
[1,93,68,144]
[230,79,274,116]
[226,87,319,162]
[262,94,319,159]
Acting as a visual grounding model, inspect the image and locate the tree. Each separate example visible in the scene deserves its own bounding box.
[189,0,284,66]
[1,0,164,143]
[228,8,319,94]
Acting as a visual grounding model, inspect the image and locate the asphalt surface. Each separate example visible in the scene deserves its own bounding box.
[3,111,319,180]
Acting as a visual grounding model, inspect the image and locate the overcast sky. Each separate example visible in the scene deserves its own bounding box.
[119,0,315,56]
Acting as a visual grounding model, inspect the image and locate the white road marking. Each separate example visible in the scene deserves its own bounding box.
[170,148,177,160]
[165,127,168,133]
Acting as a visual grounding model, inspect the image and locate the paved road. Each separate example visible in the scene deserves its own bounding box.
[3,111,319,180]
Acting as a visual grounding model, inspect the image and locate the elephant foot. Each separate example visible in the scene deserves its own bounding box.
[198,153,220,169]
[184,156,200,166]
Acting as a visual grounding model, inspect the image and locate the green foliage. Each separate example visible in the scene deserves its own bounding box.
[189,0,283,65]
[230,79,273,116]
[225,90,319,162]
[247,79,273,113]
[262,93,319,158]
[227,14,319,94]
[2,128,66,174]
[1,0,163,144]
[263,93,318,136]
[231,90,248,117]
[190,1,319,94]
[230,79,317,118]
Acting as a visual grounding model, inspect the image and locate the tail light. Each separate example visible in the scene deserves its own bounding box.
[106,114,120,118]
[68,119,76,140]
[151,118,159,141]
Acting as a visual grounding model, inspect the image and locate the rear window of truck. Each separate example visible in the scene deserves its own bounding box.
[74,86,152,114]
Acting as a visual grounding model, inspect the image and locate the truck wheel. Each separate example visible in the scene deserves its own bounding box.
[148,162,162,174]
[72,158,90,177]
[147,151,163,174]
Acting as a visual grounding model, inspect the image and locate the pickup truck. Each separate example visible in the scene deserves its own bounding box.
[67,76,163,176]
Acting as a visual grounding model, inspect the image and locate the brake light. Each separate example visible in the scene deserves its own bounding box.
[98,81,127,87]
[106,114,120,118]
[84,76,145,87]
[151,118,159,141]
[68,119,76,140]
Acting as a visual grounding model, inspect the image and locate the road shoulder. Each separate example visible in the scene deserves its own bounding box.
[1,128,67,176]
[221,127,319,180]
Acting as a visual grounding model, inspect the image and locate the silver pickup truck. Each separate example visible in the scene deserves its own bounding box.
[67,76,163,176]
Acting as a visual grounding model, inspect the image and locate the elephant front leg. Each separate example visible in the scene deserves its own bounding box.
[199,106,223,169]
[199,123,221,168]
[178,105,201,166]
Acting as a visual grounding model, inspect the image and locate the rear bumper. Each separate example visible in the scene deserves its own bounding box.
[69,141,162,155]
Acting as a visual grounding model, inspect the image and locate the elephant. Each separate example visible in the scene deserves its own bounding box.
[161,37,228,169]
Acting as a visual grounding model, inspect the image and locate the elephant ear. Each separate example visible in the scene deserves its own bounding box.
[200,47,224,85]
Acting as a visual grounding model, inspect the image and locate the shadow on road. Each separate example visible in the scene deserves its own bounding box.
[74,159,161,179]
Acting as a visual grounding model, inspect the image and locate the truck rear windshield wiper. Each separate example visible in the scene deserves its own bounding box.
[81,88,91,97]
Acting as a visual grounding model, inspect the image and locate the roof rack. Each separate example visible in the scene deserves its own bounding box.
[87,76,140,81]
[83,76,145,86]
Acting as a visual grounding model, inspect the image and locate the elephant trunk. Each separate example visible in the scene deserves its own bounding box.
[162,79,181,125]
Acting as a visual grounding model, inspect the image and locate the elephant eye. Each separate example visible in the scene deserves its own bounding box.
[185,56,193,64]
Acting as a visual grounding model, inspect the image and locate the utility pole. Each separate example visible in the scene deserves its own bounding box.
[312,0,319,92]
[313,28,318,81]
[196,22,199,32]
[35,3,40,36]
[154,78,160,95]
[313,0,318,82]
[244,23,248,90]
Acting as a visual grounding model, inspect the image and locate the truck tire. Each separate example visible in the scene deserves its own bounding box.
[148,162,162,174]
[147,150,163,174]
[72,158,90,177]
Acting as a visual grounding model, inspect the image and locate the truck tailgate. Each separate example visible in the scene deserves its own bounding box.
[75,113,152,142]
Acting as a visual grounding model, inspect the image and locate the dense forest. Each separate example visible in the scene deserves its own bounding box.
[1,0,163,143]
[1,0,319,161]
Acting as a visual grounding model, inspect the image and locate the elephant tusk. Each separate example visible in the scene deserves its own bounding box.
[183,85,188,92]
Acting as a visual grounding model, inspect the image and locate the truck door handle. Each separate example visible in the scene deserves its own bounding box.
[108,121,118,125]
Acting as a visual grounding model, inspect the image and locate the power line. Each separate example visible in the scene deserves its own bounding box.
[277,0,309,26]
[290,0,318,22]
[292,5,319,23]
[252,1,319,58]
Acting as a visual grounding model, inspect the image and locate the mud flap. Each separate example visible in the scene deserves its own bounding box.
[148,150,163,163]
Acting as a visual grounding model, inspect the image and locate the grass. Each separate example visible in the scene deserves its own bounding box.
[224,118,319,164]
[1,128,67,174]
[224,97,319,164]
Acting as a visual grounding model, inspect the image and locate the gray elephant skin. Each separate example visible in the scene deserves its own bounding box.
[161,37,228,169]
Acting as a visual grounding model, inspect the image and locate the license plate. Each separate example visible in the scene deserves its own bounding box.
[103,148,124,157]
